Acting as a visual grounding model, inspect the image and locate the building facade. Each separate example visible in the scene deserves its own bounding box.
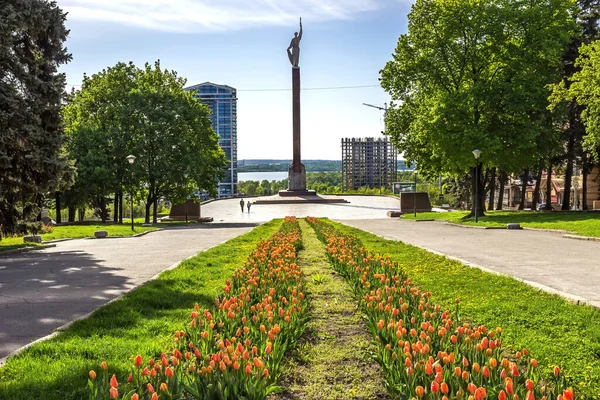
[341,137,398,191]
[185,82,238,198]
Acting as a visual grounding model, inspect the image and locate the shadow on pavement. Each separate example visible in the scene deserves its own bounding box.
[0,250,132,359]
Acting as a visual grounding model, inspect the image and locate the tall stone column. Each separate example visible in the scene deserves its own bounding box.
[288,66,307,191]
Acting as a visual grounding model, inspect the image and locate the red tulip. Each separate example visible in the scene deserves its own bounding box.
[134,354,143,367]
[109,374,118,388]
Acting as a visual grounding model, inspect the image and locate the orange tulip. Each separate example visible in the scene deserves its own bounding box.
[525,379,534,391]
[553,366,560,377]
[415,386,425,398]
[441,382,449,394]
[132,394,139,400]
[147,383,154,393]
[109,387,118,399]
[498,390,507,400]
[110,374,118,388]
[262,368,269,378]
[100,361,108,370]
[88,370,96,380]
[152,393,158,400]
[160,382,168,392]
[505,378,514,395]
[526,391,535,400]
[134,354,143,367]
[563,389,574,400]
[166,367,174,378]
[431,381,439,393]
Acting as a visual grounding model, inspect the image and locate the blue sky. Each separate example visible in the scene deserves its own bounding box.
[58,0,412,160]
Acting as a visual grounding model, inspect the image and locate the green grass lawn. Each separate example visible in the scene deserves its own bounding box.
[403,210,600,237]
[0,224,158,252]
[0,220,280,400]
[330,220,600,397]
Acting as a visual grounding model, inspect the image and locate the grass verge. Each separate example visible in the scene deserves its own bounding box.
[329,220,600,398]
[271,220,389,400]
[402,210,600,237]
[0,220,281,400]
[0,224,157,252]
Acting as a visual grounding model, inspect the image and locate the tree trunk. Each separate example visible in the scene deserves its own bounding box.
[55,192,62,224]
[153,198,158,224]
[113,194,119,223]
[100,196,107,223]
[78,208,84,222]
[467,164,485,218]
[487,167,496,211]
[119,191,123,224]
[496,171,506,210]
[531,164,543,211]
[545,160,553,211]
[518,169,529,210]
[562,136,575,210]
[68,206,76,222]
[145,189,153,224]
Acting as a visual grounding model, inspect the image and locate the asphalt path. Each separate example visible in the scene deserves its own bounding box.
[340,219,600,308]
[0,223,258,360]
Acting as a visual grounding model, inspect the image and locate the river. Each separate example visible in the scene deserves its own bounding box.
[238,171,289,182]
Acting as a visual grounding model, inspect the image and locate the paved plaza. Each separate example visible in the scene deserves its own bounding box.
[1,195,599,363]
[205,195,403,222]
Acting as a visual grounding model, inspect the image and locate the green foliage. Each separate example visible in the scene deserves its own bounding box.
[0,0,72,237]
[63,61,227,223]
[551,39,600,158]
[381,0,576,178]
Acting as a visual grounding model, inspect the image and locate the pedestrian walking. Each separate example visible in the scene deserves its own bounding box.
[247,201,252,213]
[240,198,245,212]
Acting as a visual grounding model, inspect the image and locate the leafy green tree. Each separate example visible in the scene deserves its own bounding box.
[64,61,227,224]
[381,0,575,217]
[0,0,72,236]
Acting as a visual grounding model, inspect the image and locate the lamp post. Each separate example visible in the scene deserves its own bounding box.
[184,171,189,225]
[413,169,418,218]
[126,155,136,231]
[472,149,481,223]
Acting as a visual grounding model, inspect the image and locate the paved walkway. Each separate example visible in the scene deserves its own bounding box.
[0,223,257,360]
[204,195,402,223]
[340,219,600,308]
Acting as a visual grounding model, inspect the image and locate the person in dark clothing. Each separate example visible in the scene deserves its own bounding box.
[247,201,252,213]
[240,198,245,212]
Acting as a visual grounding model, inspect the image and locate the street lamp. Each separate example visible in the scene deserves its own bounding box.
[184,171,189,225]
[413,169,418,218]
[126,154,136,231]
[472,149,481,223]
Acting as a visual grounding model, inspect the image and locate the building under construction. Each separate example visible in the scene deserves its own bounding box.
[341,137,398,191]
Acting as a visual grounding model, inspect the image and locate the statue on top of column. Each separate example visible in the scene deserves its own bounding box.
[287,18,302,67]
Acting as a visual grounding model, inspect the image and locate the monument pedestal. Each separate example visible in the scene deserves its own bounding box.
[288,162,306,191]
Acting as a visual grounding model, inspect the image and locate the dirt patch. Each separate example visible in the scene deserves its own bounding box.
[270,220,391,400]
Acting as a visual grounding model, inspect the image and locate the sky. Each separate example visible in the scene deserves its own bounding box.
[57,0,413,160]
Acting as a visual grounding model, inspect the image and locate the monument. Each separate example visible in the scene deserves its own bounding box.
[280,18,316,197]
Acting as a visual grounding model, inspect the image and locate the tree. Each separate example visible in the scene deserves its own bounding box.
[381,0,575,218]
[0,0,72,236]
[64,61,227,224]
[552,40,600,156]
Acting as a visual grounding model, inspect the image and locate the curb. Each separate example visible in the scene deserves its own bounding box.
[0,243,57,257]
[348,224,598,310]
[0,225,260,367]
[84,228,162,240]
[563,234,600,242]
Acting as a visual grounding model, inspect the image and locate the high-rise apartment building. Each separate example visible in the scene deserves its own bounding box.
[341,137,398,191]
[185,82,237,198]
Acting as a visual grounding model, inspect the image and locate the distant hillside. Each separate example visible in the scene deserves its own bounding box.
[239,160,341,172]
[238,159,414,172]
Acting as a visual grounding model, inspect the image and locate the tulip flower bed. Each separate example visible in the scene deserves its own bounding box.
[306,217,574,400]
[88,216,308,400]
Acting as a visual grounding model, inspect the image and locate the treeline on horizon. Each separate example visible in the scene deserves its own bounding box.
[238,160,414,172]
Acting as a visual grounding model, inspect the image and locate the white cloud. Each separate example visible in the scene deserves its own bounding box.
[58,0,384,32]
